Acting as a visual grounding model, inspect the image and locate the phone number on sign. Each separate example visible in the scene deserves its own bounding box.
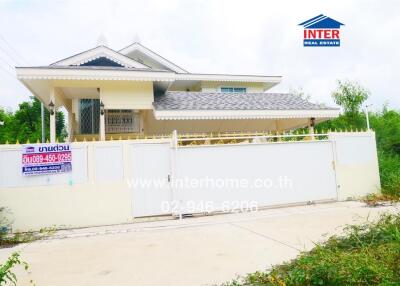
[161,200,259,214]
[22,152,72,165]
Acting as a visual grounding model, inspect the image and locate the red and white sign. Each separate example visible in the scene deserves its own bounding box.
[22,143,72,176]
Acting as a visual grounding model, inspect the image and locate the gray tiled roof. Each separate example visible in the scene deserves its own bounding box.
[153,91,338,111]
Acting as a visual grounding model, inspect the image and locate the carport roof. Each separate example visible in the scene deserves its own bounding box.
[154,91,338,111]
[152,91,340,120]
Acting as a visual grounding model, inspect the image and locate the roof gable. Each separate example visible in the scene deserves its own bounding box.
[80,57,123,67]
[119,42,188,73]
[51,46,149,69]
[299,14,344,29]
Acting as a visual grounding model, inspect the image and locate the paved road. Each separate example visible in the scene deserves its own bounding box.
[1,202,398,286]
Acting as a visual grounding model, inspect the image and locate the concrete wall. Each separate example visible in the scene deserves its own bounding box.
[0,132,380,232]
[330,132,381,200]
[0,140,168,231]
[0,183,132,232]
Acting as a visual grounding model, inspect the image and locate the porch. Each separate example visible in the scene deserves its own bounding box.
[16,81,339,143]
[69,99,328,142]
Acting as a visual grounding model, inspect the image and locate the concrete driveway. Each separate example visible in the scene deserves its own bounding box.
[1,201,398,286]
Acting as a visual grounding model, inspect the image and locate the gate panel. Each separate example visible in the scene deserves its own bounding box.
[174,141,337,214]
[130,143,171,217]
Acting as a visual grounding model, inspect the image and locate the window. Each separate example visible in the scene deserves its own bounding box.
[220,87,247,93]
[105,110,140,133]
[79,99,100,134]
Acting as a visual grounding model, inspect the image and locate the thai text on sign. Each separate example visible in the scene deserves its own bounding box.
[22,143,72,176]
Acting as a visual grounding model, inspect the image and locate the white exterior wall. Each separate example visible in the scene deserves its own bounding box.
[100,81,154,110]
[200,81,265,93]
[0,132,380,231]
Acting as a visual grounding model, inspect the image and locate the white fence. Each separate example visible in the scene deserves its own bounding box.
[0,132,380,231]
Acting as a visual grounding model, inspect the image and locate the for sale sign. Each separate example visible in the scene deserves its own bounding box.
[22,143,72,176]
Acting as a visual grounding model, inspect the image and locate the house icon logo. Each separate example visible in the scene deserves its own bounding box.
[299,14,344,47]
[25,146,35,153]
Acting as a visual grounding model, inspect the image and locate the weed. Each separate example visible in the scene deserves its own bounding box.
[223,213,400,286]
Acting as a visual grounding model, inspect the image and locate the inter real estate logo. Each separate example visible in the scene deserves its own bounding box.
[299,14,344,47]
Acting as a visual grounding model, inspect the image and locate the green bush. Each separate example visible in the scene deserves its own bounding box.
[0,252,31,286]
[378,151,400,197]
[0,207,10,243]
[223,214,400,286]
[370,108,400,154]
[316,105,400,199]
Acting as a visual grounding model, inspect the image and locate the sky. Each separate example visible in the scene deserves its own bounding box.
[0,0,399,111]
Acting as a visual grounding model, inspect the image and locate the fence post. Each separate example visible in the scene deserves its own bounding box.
[172,130,178,149]
[309,117,316,140]
[171,130,182,220]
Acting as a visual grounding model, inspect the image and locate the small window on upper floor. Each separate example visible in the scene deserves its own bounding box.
[220,87,247,93]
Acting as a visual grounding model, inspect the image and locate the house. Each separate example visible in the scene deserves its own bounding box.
[15,42,339,142]
[3,42,381,232]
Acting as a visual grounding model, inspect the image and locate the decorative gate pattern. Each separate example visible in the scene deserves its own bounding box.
[105,110,140,133]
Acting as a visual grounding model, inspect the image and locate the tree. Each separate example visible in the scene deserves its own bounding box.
[290,87,311,101]
[0,109,13,143]
[332,80,369,119]
[0,97,65,144]
[370,105,400,154]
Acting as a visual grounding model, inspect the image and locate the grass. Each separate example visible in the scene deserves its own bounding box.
[0,207,56,249]
[223,213,400,286]
[362,150,400,206]
[363,193,400,207]
[0,227,56,249]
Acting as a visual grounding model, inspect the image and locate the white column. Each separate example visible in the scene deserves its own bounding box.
[41,103,45,143]
[100,111,105,141]
[50,88,56,143]
[309,117,315,140]
[67,111,74,142]
[99,90,105,141]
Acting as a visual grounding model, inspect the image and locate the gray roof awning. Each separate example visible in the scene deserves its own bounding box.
[154,91,337,111]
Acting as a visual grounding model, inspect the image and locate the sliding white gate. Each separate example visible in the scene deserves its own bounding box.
[130,140,338,217]
[173,141,337,214]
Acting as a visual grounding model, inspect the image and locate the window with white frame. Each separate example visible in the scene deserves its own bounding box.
[220,87,247,93]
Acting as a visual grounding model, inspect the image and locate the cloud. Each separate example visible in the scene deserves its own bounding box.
[0,0,399,110]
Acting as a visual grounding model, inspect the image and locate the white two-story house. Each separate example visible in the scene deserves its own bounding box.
[16,42,339,142]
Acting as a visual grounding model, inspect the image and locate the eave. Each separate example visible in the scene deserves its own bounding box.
[153,109,340,120]
[15,67,282,86]
[16,67,176,81]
